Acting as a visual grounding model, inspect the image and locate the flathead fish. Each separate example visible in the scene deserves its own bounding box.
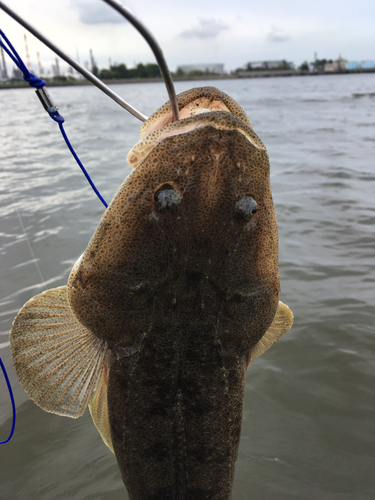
[10,86,293,499]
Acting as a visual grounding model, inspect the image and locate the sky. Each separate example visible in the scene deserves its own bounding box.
[1,0,374,76]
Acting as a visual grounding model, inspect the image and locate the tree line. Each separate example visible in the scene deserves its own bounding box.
[93,62,161,79]
[92,63,220,79]
[235,58,336,73]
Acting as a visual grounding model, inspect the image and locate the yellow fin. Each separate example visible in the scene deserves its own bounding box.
[89,351,114,453]
[246,301,293,369]
[10,286,108,418]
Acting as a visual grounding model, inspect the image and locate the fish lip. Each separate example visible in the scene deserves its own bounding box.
[128,87,260,169]
[139,86,253,139]
[127,110,266,169]
[145,110,257,142]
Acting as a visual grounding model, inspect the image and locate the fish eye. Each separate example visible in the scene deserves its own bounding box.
[154,184,183,213]
[235,195,258,223]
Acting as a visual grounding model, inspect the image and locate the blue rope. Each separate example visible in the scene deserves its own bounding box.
[57,121,108,207]
[0,358,16,444]
[0,29,108,208]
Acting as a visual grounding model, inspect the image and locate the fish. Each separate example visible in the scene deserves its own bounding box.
[9,86,293,499]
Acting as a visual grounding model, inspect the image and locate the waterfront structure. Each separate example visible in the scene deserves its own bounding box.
[0,37,9,80]
[345,60,375,70]
[178,64,225,75]
[361,60,375,69]
[324,62,339,72]
[246,60,294,70]
[346,61,360,70]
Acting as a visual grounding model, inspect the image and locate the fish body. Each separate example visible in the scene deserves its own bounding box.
[10,87,293,499]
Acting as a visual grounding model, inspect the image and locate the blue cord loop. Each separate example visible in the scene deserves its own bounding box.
[0,358,16,444]
[23,72,46,88]
[0,28,108,208]
[0,29,45,88]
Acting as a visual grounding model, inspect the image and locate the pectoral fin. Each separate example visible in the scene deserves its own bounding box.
[88,351,114,453]
[246,301,293,369]
[10,286,108,418]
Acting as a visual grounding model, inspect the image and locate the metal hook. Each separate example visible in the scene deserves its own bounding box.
[101,0,179,122]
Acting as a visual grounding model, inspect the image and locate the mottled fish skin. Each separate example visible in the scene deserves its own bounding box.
[9,87,292,500]
[67,88,280,499]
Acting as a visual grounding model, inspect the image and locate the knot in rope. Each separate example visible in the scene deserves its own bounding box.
[23,72,46,89]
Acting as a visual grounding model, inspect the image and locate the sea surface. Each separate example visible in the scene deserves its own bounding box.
[0,74,374,499]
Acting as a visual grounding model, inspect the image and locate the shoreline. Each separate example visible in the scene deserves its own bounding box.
[1,68,374,90]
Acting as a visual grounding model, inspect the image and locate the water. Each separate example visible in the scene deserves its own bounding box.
[1,74,374,499]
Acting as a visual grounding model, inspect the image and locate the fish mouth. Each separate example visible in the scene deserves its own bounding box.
[127,86,266,169]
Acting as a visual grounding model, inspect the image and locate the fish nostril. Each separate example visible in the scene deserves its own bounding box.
[154,183,183,214]
[234,195,258,223]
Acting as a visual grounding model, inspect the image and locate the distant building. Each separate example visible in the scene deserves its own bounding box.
[64,66,75,79]
[361,60,375,69]
[0,64,6,81]
[345,60,374,71]
[336,56,348,70]
[324,62,339,72]
[246,60,294,70]
[346,61,360,70]
[178,64,225,75]
[0,44,9,80]
[12,67,23,80]
[51,57,61,77]
[324,56,348,73]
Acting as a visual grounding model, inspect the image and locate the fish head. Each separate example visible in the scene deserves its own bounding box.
[68,87,279,361]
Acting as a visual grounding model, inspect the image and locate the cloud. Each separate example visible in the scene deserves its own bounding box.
[266,25,291,43]
[73,0,127,24]
[179,19,229,39]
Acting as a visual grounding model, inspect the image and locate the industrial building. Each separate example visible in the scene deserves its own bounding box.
[177,64,225,75]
